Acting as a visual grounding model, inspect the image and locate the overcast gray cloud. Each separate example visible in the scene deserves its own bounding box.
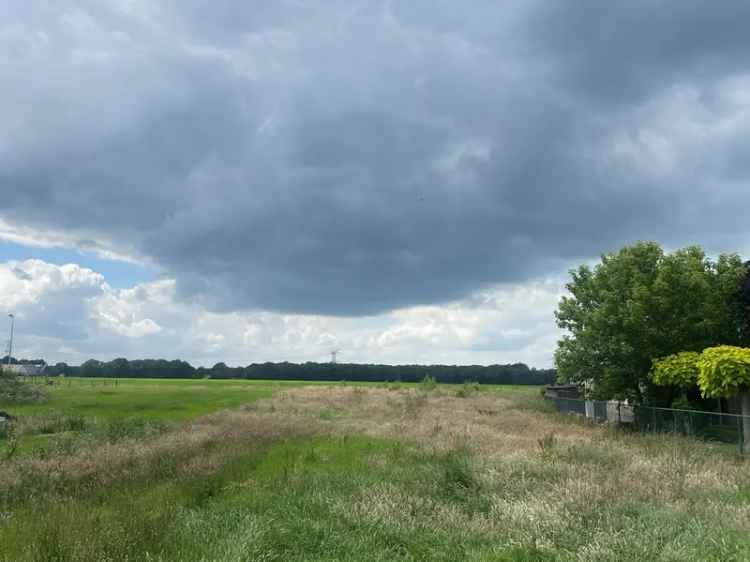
[2,1,750,317]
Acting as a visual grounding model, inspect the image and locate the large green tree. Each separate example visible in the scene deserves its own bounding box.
[555,241,747,401]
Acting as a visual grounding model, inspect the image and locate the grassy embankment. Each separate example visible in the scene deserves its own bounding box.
[1,379,750,561]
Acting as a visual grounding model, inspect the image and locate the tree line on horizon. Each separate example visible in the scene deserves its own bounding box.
[12,357,556,385]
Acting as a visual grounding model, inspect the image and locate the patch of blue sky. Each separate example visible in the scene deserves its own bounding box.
[0,241,157,288]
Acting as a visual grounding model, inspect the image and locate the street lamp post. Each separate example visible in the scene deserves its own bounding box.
[6,314,14,369]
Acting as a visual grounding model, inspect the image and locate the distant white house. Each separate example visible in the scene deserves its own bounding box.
[1,363,45,376]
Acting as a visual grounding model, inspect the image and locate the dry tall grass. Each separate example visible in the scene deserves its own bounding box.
[0,404,319,501]
[4,386,747,506]
[3,384,749,561]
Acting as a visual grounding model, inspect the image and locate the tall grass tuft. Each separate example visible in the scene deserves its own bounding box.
[440,441,481,495]
[456,381,481,398]
[537,432,557,462]
[420,375,438,391]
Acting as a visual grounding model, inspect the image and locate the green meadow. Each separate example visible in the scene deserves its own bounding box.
[3,377,295,420]
[1,379,749,561]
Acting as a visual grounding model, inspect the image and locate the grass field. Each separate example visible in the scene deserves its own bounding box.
[2,377,312,420]
[1,379,750,561]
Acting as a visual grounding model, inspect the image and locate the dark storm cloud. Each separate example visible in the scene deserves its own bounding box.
[2,1,750,315]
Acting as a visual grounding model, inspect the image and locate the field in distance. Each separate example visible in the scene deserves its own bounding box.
[2,377,533,421]
[3,377,311,421]
[1,378,749,561]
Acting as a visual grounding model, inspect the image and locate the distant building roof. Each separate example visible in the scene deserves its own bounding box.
[1,364,45,376]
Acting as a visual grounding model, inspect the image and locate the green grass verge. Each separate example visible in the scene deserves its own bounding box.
[0,378,292,421]
[4,381,746,560]
[3,433,748,561]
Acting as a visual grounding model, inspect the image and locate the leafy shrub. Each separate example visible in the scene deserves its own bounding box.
[0,373,47,404]
[697,346,750,398]
[651,352,700,388]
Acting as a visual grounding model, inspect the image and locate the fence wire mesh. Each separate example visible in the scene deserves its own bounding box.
[546,396,750,453]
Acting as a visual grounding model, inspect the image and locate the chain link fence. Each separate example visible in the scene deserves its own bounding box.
[546,396,750,453]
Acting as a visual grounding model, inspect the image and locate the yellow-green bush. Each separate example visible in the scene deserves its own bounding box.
[651,346,750,399]
[697,345,750,398]
[651,352,700,388]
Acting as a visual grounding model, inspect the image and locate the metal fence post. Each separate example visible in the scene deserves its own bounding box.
[738,415,743,455]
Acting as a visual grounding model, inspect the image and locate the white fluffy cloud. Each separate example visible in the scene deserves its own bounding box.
[0,259,563,367]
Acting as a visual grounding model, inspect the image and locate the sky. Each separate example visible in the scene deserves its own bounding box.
[2,1,750,367]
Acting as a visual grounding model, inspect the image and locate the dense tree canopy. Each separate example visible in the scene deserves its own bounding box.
[555,242,748,401]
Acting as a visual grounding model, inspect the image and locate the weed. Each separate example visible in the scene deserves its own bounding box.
[443,447,479,493]
[64,415,88,432]
[279,445,301,485]
[477,408,498,416]
[437,441,488,514]
[537,432,557,462]
[420,375,438,391]
[456,381,481,398]
[512,394,557,414]
[318,408,338,421]
[1,422,18,460]
[386,380,403,391]
[390,441,404,460]
[104,417,167,442]
[403,392,428,418]
[303,446,319,463]
[35,413,89,435]
[562,443,620,468]
[352,386,366,401]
